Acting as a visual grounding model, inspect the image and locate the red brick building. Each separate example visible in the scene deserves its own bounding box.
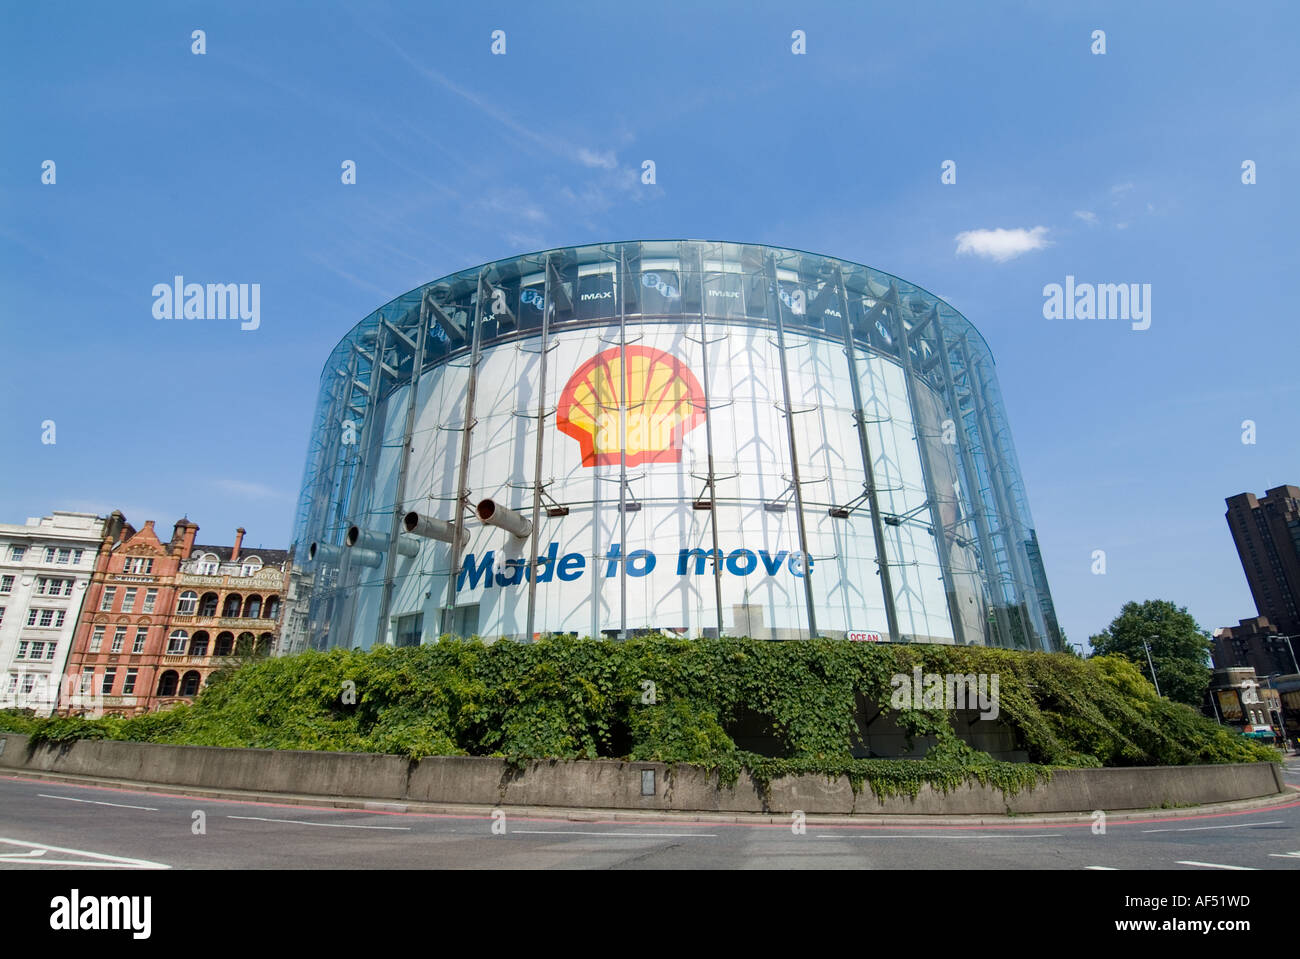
[61,513,291,716]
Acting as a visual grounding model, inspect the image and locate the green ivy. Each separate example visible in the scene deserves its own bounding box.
[0,639,1278,801]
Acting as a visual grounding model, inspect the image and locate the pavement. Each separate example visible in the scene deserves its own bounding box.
[1,758,1298,869]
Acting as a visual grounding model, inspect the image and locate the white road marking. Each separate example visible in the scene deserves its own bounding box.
[1142,819,1284,834]
[511,830,717,838]
[0,837,169,869]
[226,815,410,831]
[1084,866,1118,870]
[39,793,158,811]
[1267,852,1300,859]
[815,833,1062,840]
[1175,861,1257,870]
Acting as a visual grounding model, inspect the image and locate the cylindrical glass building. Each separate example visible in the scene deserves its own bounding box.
[291,241,1061,652]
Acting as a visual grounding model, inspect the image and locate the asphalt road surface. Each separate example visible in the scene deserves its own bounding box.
[2,763,1299,870]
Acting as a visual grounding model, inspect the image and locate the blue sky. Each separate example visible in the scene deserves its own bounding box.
[2,1,1296,647]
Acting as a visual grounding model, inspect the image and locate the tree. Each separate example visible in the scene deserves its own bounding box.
[1088,600,1212,707]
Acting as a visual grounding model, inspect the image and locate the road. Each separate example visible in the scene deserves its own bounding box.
[1,762,1298,870]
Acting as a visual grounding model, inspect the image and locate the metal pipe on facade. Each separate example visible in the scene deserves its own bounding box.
[476,499,532,539]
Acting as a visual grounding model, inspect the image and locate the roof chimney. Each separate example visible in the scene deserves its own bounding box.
[232,527,246,563]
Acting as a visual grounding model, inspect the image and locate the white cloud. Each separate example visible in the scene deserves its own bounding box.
[576,148,617,170]
[1110,182,1135,195]
[1073,210,1099,225]
[954,226,1050,263]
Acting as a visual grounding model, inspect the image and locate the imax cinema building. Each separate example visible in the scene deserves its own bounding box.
[292,240,1062,651]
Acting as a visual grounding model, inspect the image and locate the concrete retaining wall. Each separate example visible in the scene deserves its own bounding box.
[0,733,1285,815]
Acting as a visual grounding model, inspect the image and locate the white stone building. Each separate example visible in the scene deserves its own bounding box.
[0,511,107,715]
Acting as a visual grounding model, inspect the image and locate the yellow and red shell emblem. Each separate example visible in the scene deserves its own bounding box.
[557,346,706,467]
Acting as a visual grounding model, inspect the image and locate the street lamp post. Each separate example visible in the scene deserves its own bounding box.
[1143,635,1163,698]
[1272,633,1300,674]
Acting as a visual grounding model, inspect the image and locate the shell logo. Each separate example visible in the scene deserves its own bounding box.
[557,345,705,467]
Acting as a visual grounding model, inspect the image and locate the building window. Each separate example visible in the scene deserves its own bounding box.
[197,560,218,575]
[132,630,146,654]
[112,627,126,654]
[5,674,16,694]
[122,556,153,575]
[223,594,242,618]
[39,610,53,627]
[80,667,94,693]
[142,588,157,613]
[100,587,116,612]
[241,562,260,577]
[0,575,12,593]
[9,546,25,562]
[394,612,423,648]
[156,671,178,697]
[180,671,201,697]
[167,630,188,654]
[122,668,138,694]
[0,606,5,625]
[20,674,35,695]
[121,588,138,613]
[56,548,72,565]
[90,626,104,652]
[72,549,83,565]
[16,641,29,659]
[45,643,56,660]
[44,547,56,563]
[176,591,198,615]
[102,668,117,694]
[54,610,64,628]
[199,593,219,617]
[190,633,209,656]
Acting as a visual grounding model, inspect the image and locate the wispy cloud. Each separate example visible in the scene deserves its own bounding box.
[577,148,617,170]
[1110,182,1135,195]
[1073,210,1099,225]
[954,226,1050,262]
[211,479,289,501]
[363,23,614,171]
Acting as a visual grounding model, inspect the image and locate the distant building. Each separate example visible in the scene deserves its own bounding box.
[1224,485,1300,636]
[61,516,291,717]
[1208,666,1283,743]
[1213,616,1300,677]
[0,511,107,715]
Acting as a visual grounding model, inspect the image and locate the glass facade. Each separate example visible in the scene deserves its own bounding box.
[292,240,1062,652]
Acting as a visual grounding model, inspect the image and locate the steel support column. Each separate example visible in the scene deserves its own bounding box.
[891,288,966,645]
[695,244,725,637]
[339,325,388,649]
[835,267,900,643]
[617,248,629,640]
[957,334,1038,650]
[524,258,555,643]
[932,316,1012,648]
[766,254,818,640]
[442,273,487,636]
[376,297,428,645]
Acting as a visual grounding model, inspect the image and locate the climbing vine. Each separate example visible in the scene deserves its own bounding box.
[0,638,1277,801]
